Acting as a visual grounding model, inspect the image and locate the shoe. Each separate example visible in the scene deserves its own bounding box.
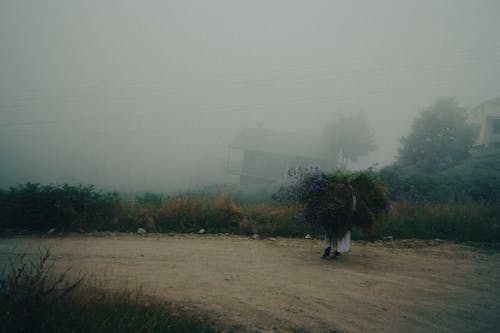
[333,251,341,258]
[320,247,331,259]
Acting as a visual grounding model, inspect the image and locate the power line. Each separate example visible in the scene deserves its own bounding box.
[2,43,500,97]
[1,53,499,111]
[0,75,498,132]
[1,45,500,98]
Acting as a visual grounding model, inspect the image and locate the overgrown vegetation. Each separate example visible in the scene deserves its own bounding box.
[371,202,500,242]
[0,184,304,237]
[0,249,220,333]
[379,146,500,204]
[0,175,498,242]
[0,183,119,232]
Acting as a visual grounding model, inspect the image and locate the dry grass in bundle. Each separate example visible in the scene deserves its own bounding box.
[349,172,390,230]
[275,169,390,239]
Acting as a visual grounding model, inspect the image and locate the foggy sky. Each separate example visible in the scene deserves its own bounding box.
[1,0,500,191]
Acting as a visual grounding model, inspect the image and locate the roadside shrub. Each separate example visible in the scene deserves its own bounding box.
[157,195,204,232]
[156,194,244,233]
[244,204,308,237]
[156,195,197,232]
[379,147,500,204]
[125,193,168,232]
[1,182,498,243]
[372,202,500,242]
[0,249,83,332]
[0,183,120,232]
[113,200,145,232]
[205,193,244,232]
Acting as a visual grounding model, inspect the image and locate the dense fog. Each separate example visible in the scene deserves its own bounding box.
[1,0,499,191]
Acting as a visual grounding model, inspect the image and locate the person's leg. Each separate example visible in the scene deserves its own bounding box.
[336,230,351,254]
[321,233,333,258]
[333,238,341,257]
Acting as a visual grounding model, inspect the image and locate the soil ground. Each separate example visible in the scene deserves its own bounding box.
[1,233,499,333]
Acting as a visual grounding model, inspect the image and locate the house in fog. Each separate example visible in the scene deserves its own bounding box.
[472,98,500,147]
[227,127,336,185]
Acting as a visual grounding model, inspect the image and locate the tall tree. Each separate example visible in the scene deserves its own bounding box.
[323,112,377,168]
[397,98,476,172]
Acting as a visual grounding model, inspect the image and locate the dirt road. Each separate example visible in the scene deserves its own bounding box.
[1,234,499,333]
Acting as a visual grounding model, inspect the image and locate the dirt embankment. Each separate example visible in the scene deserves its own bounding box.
[1,234,499,333]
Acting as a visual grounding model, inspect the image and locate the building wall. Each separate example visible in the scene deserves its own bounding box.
[477,103,500,146]
[242,150,288,180]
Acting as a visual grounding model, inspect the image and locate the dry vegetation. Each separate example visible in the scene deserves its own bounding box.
[1,183,498,242]
[0,249,220,333]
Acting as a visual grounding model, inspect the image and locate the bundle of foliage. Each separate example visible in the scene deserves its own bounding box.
[273,168,389,238]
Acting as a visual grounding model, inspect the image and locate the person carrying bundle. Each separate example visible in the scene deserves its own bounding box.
[273,169,390,260]
[321,192,356,259]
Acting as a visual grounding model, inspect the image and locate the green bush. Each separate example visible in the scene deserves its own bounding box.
[379,147,500,204]
[371,203,500,242]
[0,183,120,232]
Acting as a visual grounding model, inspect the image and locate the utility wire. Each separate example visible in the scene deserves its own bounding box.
[1,46,499,100]
[1,53,499,111]
[0,75,498,132]
[2,43,500,97]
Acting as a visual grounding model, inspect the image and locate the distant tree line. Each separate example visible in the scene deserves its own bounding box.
[379,97,498,204]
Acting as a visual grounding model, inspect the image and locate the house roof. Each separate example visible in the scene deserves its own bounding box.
[479,97,500,106]
[229,127,333,160]
[472,98,500,116]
